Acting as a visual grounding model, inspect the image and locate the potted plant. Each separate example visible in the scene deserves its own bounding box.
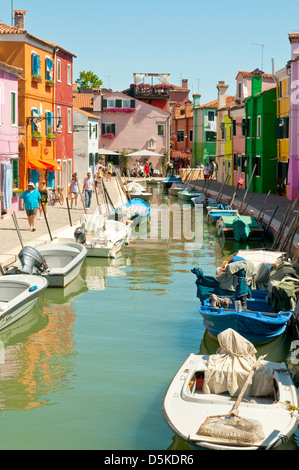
[47,126,55,141]
[32,130,42,141]
[46,79,54,87]
[32,74,42,83]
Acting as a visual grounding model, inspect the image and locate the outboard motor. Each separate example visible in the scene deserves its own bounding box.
[17,246,48,274]
[74,226,86,245]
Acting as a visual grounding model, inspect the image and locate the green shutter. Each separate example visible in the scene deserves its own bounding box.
[102,99,107,110]
[11,92,16,124]
[12,159,19,188]
[102,123,106,134]
[112,123,115,135]
[130,99,135,109]
[115,99,122,108]
[89,153,93,166]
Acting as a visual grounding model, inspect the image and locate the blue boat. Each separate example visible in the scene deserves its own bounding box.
[111,198,151,226]
[162,176,182,189]
[199,293,292,345]
[207,204,239,223]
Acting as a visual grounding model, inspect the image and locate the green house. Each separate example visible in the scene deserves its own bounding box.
[243,85,277,193]
[192,94,217,166]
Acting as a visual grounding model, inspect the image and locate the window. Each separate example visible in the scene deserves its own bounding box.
[247,118,251,138]
[67,64,71,85]
[238,82,242,99]
[45,57,53,81]
[189,129,193,142]
[56,107,62,132]
[67,108,72,133]
[177,130,184,142]
[11,91,16,125]
[232,120,236,136]
[107,99,115,108]
[31,52,41,78]
[157,123,165,136]
[148,138,156,149]
[205,131,216,142]
[31,108,41,134]
[12,159,19,188]
[102,123,115,135]
[207,110,214,121]
[46,111,54,134]
[252,155,261,177]
[57,59,61,82]
[123,99,130,108]
[278,81,283,99]
[257,116,261,138]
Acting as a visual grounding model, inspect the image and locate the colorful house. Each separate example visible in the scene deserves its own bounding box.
[170,98,193,167]
[275,67,290,196]
[243,84,277,194]
[192,94,218,166]
[0,10,75,194]
[286,33,299,201]
[0,60,23,215]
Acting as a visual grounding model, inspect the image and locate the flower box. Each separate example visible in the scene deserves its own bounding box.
[105,107,136,113]
[102,133,115,139]
[32,75,42,83]
[46,80,54,87]
[47,134,56,141]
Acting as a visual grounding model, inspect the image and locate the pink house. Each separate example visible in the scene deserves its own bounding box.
[94,91,170,173]
[287,34,299,201]
[0,60,23,215]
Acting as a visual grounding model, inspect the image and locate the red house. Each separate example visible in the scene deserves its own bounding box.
[53,48,76,190]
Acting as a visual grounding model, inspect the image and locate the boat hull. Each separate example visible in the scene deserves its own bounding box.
[162,354,298,450]
[178,191,202,201]
[207,210,239,224]
[0,274,48,330]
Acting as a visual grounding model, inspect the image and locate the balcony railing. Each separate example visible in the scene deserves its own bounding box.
[133,84,170,99]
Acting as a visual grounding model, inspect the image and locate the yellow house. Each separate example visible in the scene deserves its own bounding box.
[0,11,58,190]
[275,67,290,195]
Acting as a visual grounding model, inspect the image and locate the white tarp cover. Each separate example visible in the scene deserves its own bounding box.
[202,329,273,397]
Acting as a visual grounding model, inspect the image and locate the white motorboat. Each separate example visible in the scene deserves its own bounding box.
[7,244,87,288]
[162,329,298,450]
[127,182,152,201]
[0,274,48,330]
[55,213,131,258]
[168,182,187,196]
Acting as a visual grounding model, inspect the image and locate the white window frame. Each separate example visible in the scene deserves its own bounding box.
[57,59,61,82]
[67,108,72,133]
[122,99,130,108]
[107,99,115,108]
[67,63,71,86]
[56,106,62,132]
[11,91,17,125]
[148,138,156,149]
[157,122,165,137]
[257,116,261,138]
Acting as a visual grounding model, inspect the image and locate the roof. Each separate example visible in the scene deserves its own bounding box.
[73,92,93,113]
[0,59,23,74]
[73,107,100,120]
[0,20,76,57]
[236,69,273,79]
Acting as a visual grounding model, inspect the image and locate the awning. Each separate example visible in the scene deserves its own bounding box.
[171,150,191,160]
[28,159,48,170]
[39,159,62,171]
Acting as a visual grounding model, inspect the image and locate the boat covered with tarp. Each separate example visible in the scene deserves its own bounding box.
[216,215,264,241]
[111,198,151,226]
[162,328,299,450]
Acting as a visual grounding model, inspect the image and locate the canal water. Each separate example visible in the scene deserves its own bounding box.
[0,185,297,450]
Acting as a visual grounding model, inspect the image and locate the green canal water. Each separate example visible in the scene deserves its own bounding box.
[0,186,297,450]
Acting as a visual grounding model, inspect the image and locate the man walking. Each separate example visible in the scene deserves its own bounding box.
[82,172,95,210]
[20,182,41,231]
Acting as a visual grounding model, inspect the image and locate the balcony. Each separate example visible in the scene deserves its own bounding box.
[133,84,170,100]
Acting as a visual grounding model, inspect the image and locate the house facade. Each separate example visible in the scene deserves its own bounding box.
[0,60,22,215]
[287,33,299,201]
[192,94,218,167]
[275,67,290,196]
[170,99,193,167]
[0,10,75,194]
[244,86,277,194]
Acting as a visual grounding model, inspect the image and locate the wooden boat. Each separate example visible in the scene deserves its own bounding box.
[0,274,48,330]
[162,329,298,450]
[7,244,87,288]
[199,291,292,345]
[216,215,264,241]
[161,176,182,189]
[207,205,239,223]
[55,214,131,258]
[178,190,202,201]
[216,249,285,275]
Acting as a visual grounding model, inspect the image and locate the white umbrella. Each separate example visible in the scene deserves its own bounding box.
[98,148,120,155]
[127,149,163,157]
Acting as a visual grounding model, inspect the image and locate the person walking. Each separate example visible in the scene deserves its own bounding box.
[20,182,41,231]
[82,172,95,210]
[144,162,150,178]
[204,164,210,181]
[38,180,49,219]
[70,173,79,209]
[106,163,113,181]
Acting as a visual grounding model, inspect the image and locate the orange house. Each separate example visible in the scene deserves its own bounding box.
[0,11,74,190]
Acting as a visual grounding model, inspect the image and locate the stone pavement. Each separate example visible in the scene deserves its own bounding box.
[0,176,298,269]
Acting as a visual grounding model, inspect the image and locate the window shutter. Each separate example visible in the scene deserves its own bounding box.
[12,159,19,188]
[32,53,36,75]
[130,99,135,109]
[232,120,236,136]
[102,123,106,134]
[36,55,41,76]
[89,153,93,167]
[102,99,107,110]
[276,118,283,139]
[242,119,246,136]
[89,123,92,138]
[115,99,122,108]
[112,123,115,135]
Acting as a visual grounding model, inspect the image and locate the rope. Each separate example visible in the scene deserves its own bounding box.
[278,401,299,415]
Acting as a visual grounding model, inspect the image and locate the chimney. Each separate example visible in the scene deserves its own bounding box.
[14,10,27,30]
[217,81,229,109]
[182,79,188,89]
[193,94,201,107]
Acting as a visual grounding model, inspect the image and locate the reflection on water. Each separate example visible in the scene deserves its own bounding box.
[0,185,296,450]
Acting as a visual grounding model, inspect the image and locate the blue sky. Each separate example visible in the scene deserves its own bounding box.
[4,0,299,103]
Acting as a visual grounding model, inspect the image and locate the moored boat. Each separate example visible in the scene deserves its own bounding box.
[216,215,264,241]
[0,274,48,330]
[126,182,153,201]
[161,176,182,189]
[162,329,298,450]
[178,190,202,201]
[112,198,151,227]
[207,205,239,223]
[168,182,187,196]
[7,244,87,288]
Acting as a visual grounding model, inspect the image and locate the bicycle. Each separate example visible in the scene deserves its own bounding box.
[49,186,64,205]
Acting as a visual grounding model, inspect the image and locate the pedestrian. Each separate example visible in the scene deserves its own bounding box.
[149,162,153,177]
[106,163,113,181]
[138,163,144,177]
[144,162,150,178]
[82,172,95,210]
[204,164,210,181]
[20,182,41,231]
[38,180,49,219]
[70,173,79,209]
